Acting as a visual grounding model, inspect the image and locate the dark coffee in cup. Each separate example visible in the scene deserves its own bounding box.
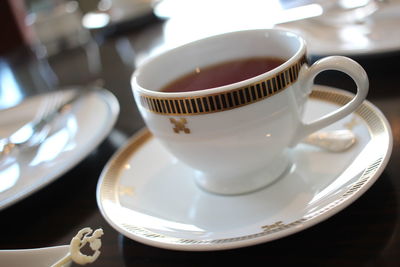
[160,57,285,93]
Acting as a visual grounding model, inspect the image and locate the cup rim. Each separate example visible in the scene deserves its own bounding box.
[131,28,306,98]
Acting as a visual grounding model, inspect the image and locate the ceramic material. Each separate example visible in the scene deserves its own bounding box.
[277,2,400,56]
[303,129,356,152]
[0,88,119,210]
[131,29,369,195]
[0,245,70,267]
[0,227,104,266]
[97,86,392,251]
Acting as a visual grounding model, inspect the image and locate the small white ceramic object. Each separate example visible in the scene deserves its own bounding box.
[0,227,104,267]
[131,29,369,195]
[0,88,119,210]
[0,245,70,267]
[303,129,356,152]
[97,86,392,251]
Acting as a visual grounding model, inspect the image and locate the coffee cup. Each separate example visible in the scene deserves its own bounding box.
[131,29,368,195]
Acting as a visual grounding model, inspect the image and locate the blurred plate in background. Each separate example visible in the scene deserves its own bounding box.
[0,87,119,211]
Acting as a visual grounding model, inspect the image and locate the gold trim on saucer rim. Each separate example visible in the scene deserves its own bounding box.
[138,55,308,116]
[97,87,391,248]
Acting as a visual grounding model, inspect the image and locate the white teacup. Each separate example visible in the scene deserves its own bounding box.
[131,29,368,195]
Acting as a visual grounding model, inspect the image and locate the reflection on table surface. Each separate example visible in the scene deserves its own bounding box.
[1,0,400,266]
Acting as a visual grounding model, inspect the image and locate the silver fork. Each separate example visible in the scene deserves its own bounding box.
[8,93,65,146]
[0,94,65,162]
[0,88,90,163]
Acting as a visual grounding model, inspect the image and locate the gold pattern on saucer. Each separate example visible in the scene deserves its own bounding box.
[119,185,134,196]
[98,88,390,247]
[170,118,190,134]
[262,221,284,231]
[139,55,308,115]
[344,116,359,130]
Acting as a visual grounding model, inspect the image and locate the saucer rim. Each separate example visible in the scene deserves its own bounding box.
[97,85,393,251]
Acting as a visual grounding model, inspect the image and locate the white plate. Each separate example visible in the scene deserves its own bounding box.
[0,88,119,211]
[97,85,392,251]
[277,2,400,56]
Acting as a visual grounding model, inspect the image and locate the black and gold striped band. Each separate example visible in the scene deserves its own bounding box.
[138,55,308,115]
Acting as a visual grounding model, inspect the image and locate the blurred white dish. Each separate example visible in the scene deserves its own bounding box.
[96,85,392,251]
[0,87,119,211]
[277,2,400,56]
[82,0,154,29]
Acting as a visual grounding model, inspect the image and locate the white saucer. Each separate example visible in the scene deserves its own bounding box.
[0,87,119,211]
[277,3,400,56]
[97,85,392,251]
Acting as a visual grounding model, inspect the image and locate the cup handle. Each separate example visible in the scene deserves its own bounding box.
[291,56,369,146]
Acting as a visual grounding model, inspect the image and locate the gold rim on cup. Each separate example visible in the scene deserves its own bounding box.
[138,55,308,116]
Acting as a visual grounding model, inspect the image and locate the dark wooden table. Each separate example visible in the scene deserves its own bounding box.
[1,13,400,267]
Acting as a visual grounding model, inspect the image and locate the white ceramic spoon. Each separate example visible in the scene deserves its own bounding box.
[0,227,103,267]
[0,245,70,267]
[303,129,356,152]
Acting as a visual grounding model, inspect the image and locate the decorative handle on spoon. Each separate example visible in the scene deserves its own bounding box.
[51,227,104,267]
